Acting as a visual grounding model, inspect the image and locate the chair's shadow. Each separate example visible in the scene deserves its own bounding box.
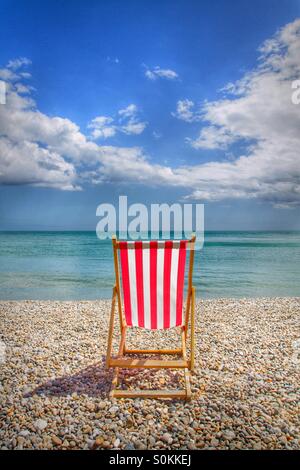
[27,356,112,398]
[27,355,184,399]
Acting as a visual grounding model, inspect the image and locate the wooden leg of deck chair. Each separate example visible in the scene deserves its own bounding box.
[110,368,119,398]
[190,286,196,372]
[106,286,117,369]
[182,329,192,401]
[110,326,127,398]
[182,287,195,400]
[184,235,196,339]
[184,369,192,400]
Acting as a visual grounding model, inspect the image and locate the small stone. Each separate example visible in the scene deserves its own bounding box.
[126,418,134,428]
[87,439,95,449]
[211,438,219,447]
[17,436,25,445]
[135,441,147,450]
[114,438,120,448]
[124,443,135,450]
[83,425,92,434]
[188,442,196,450]
[162,433,173,444]
[196,441,205,449]
[34,419,47,431]
[223,430,235,441]
[51,435,62,446]
[109,406,119,414]
[86,403,95,412]
[93,436,104,448]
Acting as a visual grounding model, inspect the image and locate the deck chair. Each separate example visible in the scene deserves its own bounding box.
[106,234,196,400]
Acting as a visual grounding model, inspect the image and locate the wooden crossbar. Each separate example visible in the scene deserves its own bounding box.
[109,358,188,369]
[111,389,187,399]
[124,348,182,355]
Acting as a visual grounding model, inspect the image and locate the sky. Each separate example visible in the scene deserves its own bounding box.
[0,0,300,230]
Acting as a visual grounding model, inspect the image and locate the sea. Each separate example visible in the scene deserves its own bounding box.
[0,231,299,300]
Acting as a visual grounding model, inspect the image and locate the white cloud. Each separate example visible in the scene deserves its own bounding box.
[0,137,79,190]
[88,104,147,140]
[118,104,147,135]
[118,104,137,118]
[20,72,31,79]
[87,116,116,139]
[121,121,147,135]
[15,82,34,94]
[0,58,32,83]
[172,99,201,122]
[0,77,91,189]
[145,66,178,81]
[0,68,18,81]
[153,130,162,139]
[189,126,236,149]
[7,57,32,70]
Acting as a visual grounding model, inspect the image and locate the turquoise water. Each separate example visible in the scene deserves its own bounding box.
[0,231,299,300]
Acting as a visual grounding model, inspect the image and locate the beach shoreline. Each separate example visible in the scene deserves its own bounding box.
[0,298,299,450]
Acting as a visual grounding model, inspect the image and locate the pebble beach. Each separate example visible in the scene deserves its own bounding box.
[0,298,299,450]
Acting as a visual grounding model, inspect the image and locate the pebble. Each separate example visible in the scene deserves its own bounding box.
[51,435,62,446]
[109,406,119,414]
[124,443,135,450]
[135,441,147,450]
[93,436,104,448]
[162,433,173,444]
[114,438,120,448]
[223,430,235,441]
[34,419,48,431]
[211,438,219,447]
[253,442,262,450]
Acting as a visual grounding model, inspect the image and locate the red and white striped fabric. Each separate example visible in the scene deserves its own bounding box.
[119,240,188,329]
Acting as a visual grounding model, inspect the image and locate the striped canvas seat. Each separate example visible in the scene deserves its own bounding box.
[119,240,188,329]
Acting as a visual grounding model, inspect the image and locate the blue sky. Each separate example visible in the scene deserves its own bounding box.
[0,0,300,230]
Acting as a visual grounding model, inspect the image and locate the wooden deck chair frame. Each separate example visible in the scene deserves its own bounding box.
[106,234,196,400]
